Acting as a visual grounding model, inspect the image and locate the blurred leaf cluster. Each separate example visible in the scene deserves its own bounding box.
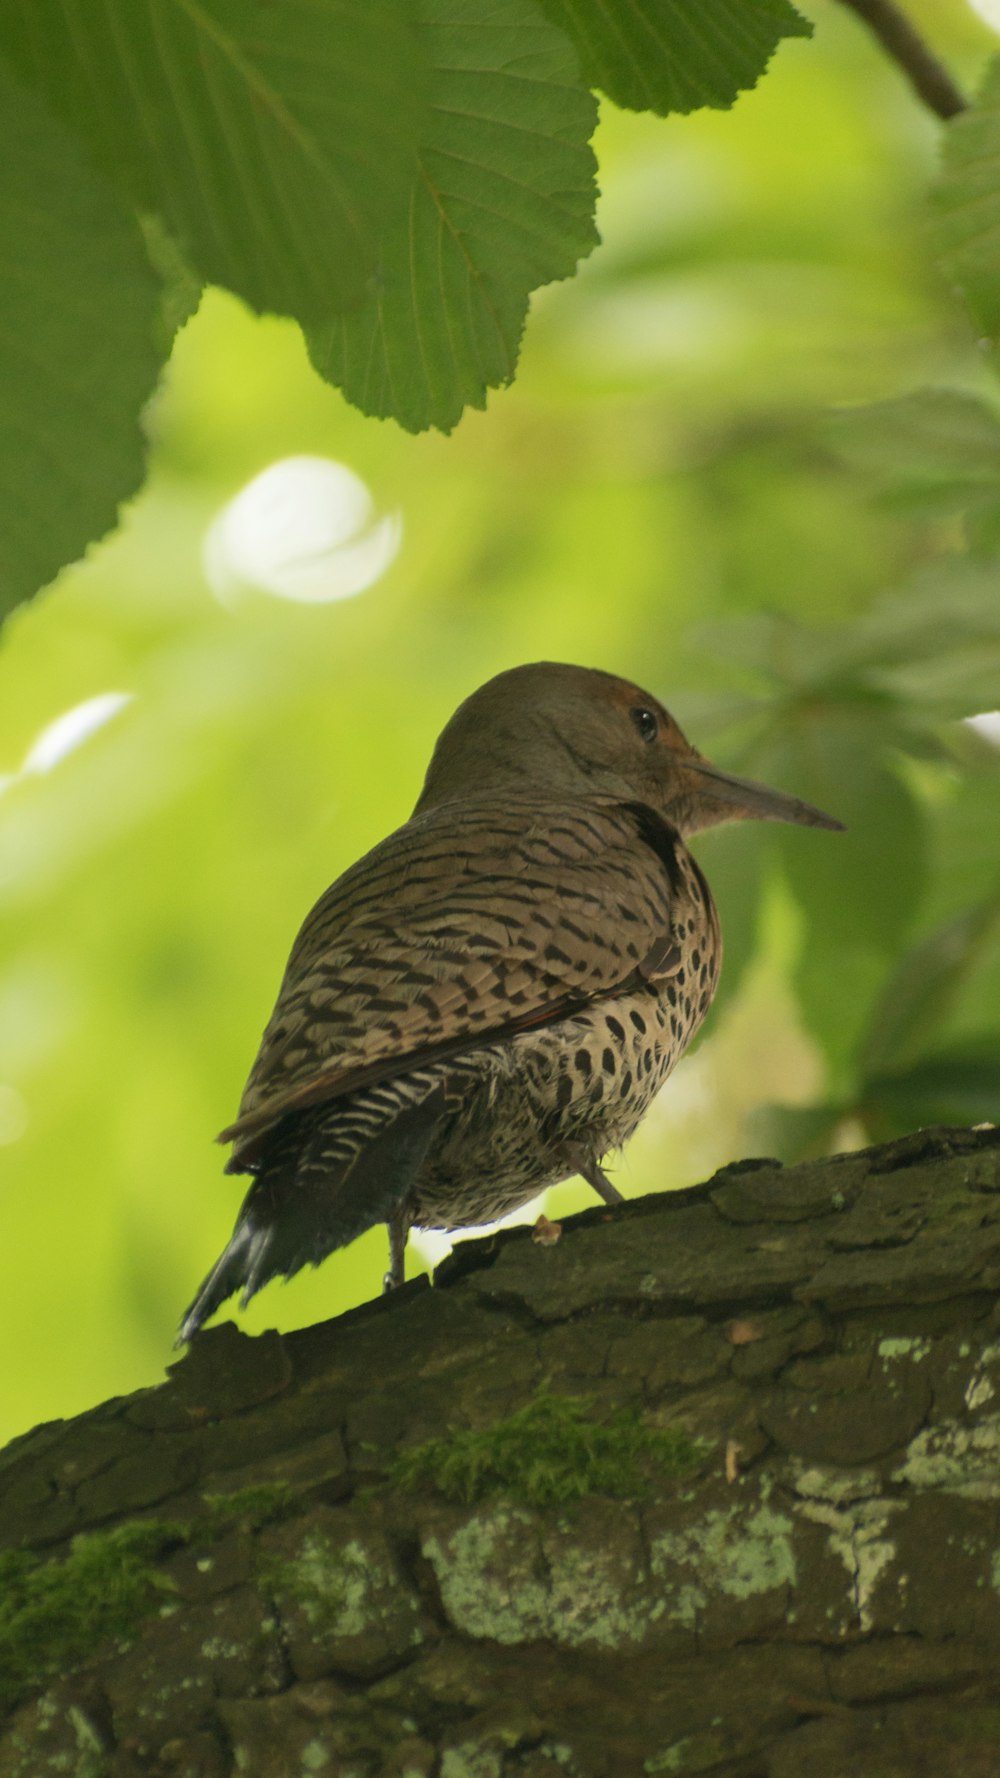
[685,548,1000,1154]
[3,1,1000,1445]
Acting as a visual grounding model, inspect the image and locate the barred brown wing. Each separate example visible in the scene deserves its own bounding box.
[221,795,690,1164]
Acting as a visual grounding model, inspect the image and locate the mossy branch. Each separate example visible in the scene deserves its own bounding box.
[2,1126,999,1776]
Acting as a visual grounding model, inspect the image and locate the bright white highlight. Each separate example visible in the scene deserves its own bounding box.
[0,691,132,794]
[204,456,402,606]
[966,711,1000,747]
[965,0,1000,34]
[21,692,133,775]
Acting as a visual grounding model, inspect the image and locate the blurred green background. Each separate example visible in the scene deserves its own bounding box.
[4,0,1000,1447]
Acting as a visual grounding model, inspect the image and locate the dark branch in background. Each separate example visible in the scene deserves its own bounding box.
[834,0,968,120]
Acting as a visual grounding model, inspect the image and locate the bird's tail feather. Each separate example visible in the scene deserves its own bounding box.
[176,1083,447,1345]
[175,1220,272,1347]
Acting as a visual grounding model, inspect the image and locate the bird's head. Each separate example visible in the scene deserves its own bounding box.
[416,662,843,838]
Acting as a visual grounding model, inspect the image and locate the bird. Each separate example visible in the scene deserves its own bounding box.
[178,662,841,1342]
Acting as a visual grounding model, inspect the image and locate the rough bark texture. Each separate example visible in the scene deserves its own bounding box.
[3,1125,1000,1778]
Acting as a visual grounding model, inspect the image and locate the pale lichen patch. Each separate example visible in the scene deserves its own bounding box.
[893,1414,1000,1498]
[964,1345,1000,1414]
[878,1336,931,1363]
[650,1502,796,1625]
[423,1506,653,1649]
[258,1511,425,1681]
[644,1723,733,1774]
[301,1739,331,1772]
[795,1491,903,1631]
[292,1535,373,1637]
[793,1464,882,1505]
[424,1487,797,1653]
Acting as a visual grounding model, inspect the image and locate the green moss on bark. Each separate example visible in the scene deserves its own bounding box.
[392,1391,708,1507]
[0,1519,185,1710]
[0,1481,295,1712]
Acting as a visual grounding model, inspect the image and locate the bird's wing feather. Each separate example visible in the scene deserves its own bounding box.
[221,797,688,1163]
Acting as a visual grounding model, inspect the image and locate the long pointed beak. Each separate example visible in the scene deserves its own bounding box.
[686,758,845,831]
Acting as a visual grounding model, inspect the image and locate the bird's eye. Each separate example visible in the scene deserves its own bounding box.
[630,707,658,744]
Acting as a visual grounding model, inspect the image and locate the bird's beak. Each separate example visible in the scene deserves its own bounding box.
[684,757,845,831]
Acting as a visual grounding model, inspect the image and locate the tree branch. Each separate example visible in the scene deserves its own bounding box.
[3,1126,1000,1774]
[834,0,967,121]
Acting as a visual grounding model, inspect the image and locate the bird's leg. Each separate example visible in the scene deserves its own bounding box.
[584,1163,624,1207]
[575,1154,624,1207]
[383,1206,412,1293]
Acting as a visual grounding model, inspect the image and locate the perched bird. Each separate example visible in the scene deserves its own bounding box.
[179,663,841,1341]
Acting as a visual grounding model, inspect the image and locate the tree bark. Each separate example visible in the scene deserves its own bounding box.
[2,1124,1000,1778]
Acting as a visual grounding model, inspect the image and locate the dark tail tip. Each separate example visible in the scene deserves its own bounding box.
[175,1220,273,1347]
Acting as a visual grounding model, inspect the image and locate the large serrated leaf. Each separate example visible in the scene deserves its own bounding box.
[0,0,426,322]
[308,0,599,434]
[0,65,163,620]
[935,56,1000,340]
[536,0,811,116]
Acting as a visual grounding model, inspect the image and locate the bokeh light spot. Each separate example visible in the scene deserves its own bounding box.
[204,456,402,606]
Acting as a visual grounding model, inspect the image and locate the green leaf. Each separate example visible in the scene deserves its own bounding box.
[744,713,925,1082]
[766,719,925,954]
[829,389,1000,553]
[828,388,1000,500]
[0,0,426,322]
[794,942,893,1090]
[139,215,204,359]
[536,0,811,116]
[860,889,1000,1078]
[697,564,1000,724]
[308,0,599,433]
[745,1102,846,1164]
[851,563,1000,720]
[863,1040,1000,1132]
[0,63,163,620]
[695,611,853,694]
[924,746,1000,921]
[935,56,1000,341]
